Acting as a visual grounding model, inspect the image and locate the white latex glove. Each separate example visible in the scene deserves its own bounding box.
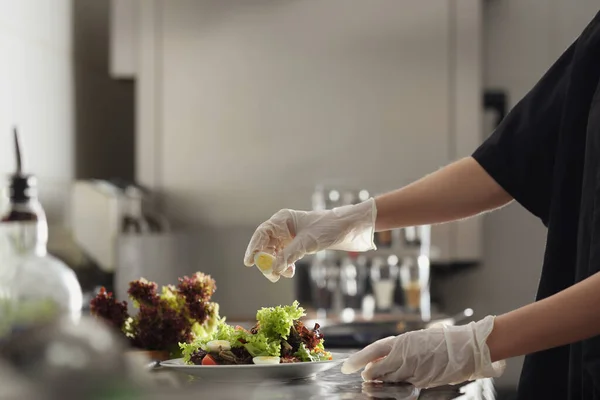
[243,198,377,281]
[340,316,506,389]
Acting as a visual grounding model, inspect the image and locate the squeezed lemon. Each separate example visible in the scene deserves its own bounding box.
[254,252,275,274]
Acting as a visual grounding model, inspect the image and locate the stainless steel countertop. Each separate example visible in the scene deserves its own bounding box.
[146,350,497,400]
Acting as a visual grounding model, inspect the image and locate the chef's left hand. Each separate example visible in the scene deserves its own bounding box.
[340,315,506,389]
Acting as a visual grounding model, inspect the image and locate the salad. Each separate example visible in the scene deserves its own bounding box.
[179,301,332,365]
[90,272,220,357]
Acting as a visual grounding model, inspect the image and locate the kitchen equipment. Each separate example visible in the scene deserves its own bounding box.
[370,256,399,312]
[70,180,169,273]
[122,185,152,234]
[70,179,192,302]
[309,308,475,348]
[399,224,432,321]
[339,253,368,311]
[309,186,482,265]
[399,257,421,311]
[1,128,83,326]
[309,251,339,317]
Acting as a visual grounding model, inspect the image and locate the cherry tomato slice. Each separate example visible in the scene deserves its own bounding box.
[201,355,218,366]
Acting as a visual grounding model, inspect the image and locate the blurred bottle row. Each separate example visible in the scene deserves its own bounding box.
[302,186,433,322]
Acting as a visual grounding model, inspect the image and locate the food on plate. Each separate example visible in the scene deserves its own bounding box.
[252,356,281,365]
[179,301,333,365]
[89,272,220,357]
[207,340,231,352]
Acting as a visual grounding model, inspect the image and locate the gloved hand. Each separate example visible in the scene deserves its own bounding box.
[243,198,377,281]
[340,316,506,389]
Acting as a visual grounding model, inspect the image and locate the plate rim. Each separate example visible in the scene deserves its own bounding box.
[160,352,347,369]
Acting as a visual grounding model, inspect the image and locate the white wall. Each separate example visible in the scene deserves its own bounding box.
[0,1,135,267]
[155,0,453,226]
[437,0,600,389]
[0,0,74,224]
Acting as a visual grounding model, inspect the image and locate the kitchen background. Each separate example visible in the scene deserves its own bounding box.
[0,0,598,394]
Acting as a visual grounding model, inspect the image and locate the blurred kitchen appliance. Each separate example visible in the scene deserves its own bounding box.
[305,182,471,349]
[307,308,474,348]
[70,180,194,302]
[305,186,435,323]
[294,186,482,348]
[313,185,480,265]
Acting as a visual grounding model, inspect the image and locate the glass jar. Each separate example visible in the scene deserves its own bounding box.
[399,257,420,311]
[309,252,332,315]
[370,256,399,312]
[10,223,83,323]
[399,255,431,321]
[339,253,368,310]
[0,225,18,337]
[122,185,151,234]
[1,129,82,330]
[1,183,82,329]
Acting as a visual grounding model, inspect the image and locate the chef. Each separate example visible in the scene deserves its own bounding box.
[244,11,600,400]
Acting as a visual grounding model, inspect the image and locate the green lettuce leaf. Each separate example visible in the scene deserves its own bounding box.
[180,318,247,363]
[159,285,186,311]
[179,341,199,364]
[189,302,221,340]
[293,343,313,362]
[243,332,281,357]
[256,300,305,339]
[293,341,332,362]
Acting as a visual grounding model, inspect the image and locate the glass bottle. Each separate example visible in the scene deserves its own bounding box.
[1,128,83,328]
[309,251,330,319]
[0,189,18,337]
[339,252,368,310]
[370,256,399,312]
[121,185,151,234]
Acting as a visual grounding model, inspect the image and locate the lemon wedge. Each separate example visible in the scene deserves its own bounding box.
[254,252,275,274]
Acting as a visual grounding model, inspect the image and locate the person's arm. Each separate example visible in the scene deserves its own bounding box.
[487,271,600,362]
[375,157,512,231]
[376,37,580,233]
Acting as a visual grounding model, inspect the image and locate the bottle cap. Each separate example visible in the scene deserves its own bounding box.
[8,127,37,203]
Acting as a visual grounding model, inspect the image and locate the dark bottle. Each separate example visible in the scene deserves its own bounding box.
[374,230,393,248]
[121,185,151,234]
[1,131,43,223]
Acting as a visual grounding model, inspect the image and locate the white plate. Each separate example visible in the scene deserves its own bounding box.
[159,353,347,382]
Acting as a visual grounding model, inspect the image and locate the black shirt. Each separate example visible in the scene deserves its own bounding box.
[472,11,600,400]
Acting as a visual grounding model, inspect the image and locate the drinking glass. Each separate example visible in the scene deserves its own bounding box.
[369,256,399,312]
[399,255,431,321]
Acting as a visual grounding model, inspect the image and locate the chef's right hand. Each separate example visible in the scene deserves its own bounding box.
[243,198,377,282]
